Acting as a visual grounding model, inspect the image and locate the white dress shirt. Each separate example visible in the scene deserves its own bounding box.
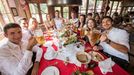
[0,39,42,75]
[22,28,32,41]
[69,18,79,27]
[100,27,129,61]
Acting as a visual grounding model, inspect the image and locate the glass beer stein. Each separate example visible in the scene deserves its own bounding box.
[34,28,45,45]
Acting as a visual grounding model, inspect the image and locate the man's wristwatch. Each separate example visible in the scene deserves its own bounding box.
[106,39,111,44]
[34,61,39,63]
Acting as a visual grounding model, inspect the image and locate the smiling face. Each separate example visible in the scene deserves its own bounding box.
[29,18,38,31]
[102,17,113,30]
[20,19,28,29]
[5,27,22,44]
[71,12,77,19]
[55,11,60,18]
[46,14,51,21]
[87,19,96,29]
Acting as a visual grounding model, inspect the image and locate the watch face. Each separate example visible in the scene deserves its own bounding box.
[106,39,111,44]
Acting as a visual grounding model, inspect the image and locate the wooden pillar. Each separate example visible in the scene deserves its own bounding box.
[37,3,43,23]
[48,6,55,18]
[23,5,31,19]
[120,6,124,15]
[94,0,97,14]
[61,6,63,17]
[18,0,32,19]
[85,0,89,15]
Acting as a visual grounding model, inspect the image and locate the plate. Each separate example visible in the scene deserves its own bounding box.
[41,66,59,75]
[76,51,91,64]
[89,51,104,62]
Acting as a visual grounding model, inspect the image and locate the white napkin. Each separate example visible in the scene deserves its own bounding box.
[44,46,57,60]
[55,48,67,61]
[99,58,115,74]
[55,43,83,67]
[43,41,53,47]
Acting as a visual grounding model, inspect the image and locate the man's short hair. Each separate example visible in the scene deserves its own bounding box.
[55,10,59,13]
[101,16,113,22]
[3,23,21,33]
[18,17,27,23]
[87,13,92,16]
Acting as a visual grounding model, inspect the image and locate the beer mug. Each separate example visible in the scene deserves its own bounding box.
[34,28,45,45]
[80,28,84,37]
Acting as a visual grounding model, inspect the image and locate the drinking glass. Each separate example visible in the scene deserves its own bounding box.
[34,28,45,45]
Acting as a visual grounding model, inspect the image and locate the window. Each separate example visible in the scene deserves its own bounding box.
[40,3,48,21]
[79,0,87,14]
[88,0,95,13]
[79,0,102,14]
[29,3,40,22]
[0,24,3,33]
[127,7,132,12]
[107,1,113,15]
[96,1,103,13]
[63,7,69,19]
[132,7,134,11]
[111,1,118,15]
[116,2,121,13]
[0,0,14,24]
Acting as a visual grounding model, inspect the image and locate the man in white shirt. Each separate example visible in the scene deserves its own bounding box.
[93,16,129,70]
[19,18,32,41]
[70,10,79,27]
[0,23,40,75]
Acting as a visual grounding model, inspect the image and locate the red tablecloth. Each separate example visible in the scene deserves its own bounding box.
[38,45,86,75]
[38,38,129,75]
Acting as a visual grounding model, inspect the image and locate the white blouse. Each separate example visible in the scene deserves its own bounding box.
[54,18,63,30]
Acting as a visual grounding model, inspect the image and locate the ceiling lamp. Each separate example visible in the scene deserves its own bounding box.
[47,0,82,6]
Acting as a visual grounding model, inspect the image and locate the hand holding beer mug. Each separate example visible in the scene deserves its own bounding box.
[34,28,45,45]
[90,30,101,46]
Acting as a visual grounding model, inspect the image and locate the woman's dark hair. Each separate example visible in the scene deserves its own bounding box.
[78,14,86,27]
[94,13,100,19]
[87,18,97,29]
[4,23,21,33]
[101,16,113,22]
[87,13,92,17]
[55,10,59,13]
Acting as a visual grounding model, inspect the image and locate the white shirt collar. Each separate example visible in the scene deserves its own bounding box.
[7,40,23,50]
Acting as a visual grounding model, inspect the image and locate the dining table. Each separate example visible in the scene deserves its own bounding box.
[37,31,130,75]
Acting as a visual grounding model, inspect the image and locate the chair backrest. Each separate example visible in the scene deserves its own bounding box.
[129,32,134,66]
